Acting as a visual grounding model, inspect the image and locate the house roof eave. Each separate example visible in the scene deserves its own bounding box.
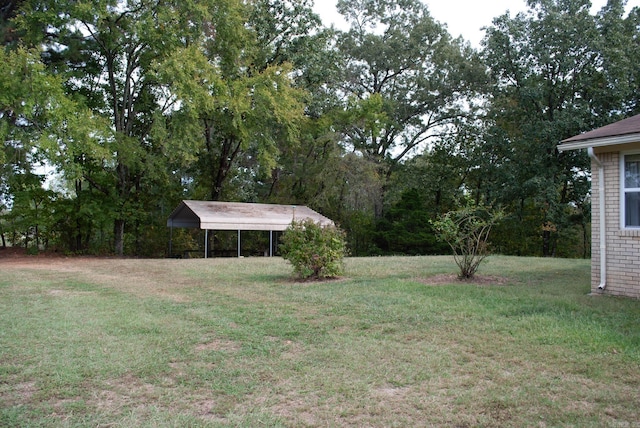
[558,132,640,152]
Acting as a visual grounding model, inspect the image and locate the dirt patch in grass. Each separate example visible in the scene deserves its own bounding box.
[10,381,37,404]
[195,399,229,423]
[482,399,514,423]
[262,389,322,426]
[96,373,159,413]
[195,339,241,353]
[374,386,410,399]
[48,289,95,297]
[417,273,511,286]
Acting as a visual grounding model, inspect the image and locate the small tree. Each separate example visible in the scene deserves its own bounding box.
[432,204,503,279]
[280,219,348,280]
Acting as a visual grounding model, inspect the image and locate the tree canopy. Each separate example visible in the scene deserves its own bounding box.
[1,0,638,258]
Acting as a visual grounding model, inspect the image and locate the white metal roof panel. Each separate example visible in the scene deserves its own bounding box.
[167,200,334,231]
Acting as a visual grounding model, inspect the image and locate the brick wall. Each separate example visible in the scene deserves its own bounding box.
[592,151,640,298]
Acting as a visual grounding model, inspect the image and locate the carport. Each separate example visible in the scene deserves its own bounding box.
[166,200,334,258]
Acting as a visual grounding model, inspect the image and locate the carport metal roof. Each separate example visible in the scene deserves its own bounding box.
[167,200,334,231]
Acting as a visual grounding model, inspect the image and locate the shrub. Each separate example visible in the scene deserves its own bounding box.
[280,219,348,279]
[431,204,503,279]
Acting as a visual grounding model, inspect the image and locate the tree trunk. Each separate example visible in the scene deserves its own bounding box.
[114,219,125,256]
[542,229,551,257]
[75,179,83,252]
[75,218,82,252]
[582,220,589,259]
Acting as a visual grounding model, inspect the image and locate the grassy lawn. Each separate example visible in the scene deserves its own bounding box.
[1,255,638,427]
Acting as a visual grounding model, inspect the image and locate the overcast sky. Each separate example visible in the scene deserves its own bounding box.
[313,0,640,47]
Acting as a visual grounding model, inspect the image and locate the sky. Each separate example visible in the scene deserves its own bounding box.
[312,0,640,47]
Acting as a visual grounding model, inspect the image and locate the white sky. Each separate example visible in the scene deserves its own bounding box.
[313,0,640,47]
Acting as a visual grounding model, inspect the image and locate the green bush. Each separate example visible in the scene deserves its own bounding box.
[280,219,348,279]
[431,203,503,279]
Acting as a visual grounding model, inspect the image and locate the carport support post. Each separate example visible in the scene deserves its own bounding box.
[269,230,273,257]
[237,230,241,257]
[204,229,208,259]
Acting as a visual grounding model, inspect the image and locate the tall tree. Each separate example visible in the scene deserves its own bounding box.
[253,2,349,215]
[335,0,486,164]
[158,0,308,202]
[0,45,104,252]
[481,0,613,256]
[597,0,640,116]
[16,0,202,255]
[333,0,487,217]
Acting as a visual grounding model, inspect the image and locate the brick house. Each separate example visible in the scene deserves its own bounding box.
[559,114,640,298]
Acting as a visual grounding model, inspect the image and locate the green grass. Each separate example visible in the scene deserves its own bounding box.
[0,255,638,427]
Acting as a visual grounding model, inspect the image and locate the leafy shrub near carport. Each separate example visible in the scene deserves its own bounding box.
[280,219,348,279]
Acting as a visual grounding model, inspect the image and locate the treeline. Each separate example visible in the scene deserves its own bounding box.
[1,0,639,257]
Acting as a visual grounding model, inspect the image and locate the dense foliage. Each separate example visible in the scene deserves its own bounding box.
[1,0,639,258]
[280,219,348,279]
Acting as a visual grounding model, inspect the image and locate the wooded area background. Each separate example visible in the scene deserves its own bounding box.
[2,0,639,258]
